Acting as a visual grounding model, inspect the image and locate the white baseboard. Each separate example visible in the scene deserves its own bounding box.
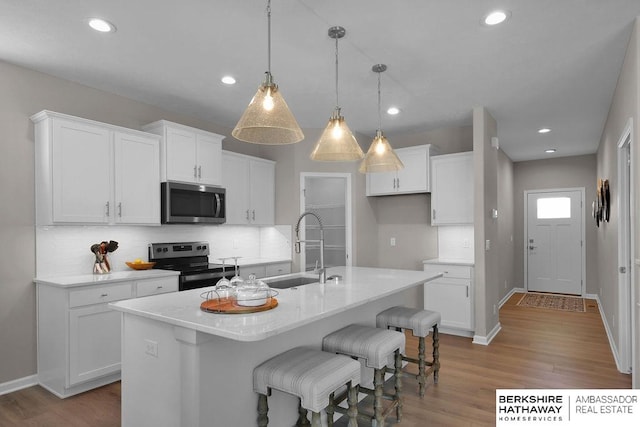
[0,374,38,396]
[590,294,629,374]
[499,287,525,307]
[473,322,502,346]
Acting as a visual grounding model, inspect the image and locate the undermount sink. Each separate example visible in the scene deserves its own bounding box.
[262,273,318,289]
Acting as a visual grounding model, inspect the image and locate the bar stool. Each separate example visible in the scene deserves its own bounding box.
[322,324,405,426]
[376,306,440,397]
[253,347,361,427]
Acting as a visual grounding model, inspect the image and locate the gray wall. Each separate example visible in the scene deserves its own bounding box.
[497,150,515,302]
[473,107,501,339]
[595,17,639,381]
[512,155,598,293]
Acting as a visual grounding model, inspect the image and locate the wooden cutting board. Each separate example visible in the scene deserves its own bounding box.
[200,297,278,314]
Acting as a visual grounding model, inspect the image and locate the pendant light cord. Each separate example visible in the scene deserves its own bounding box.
[334,35,340,108]
[377,71,382,131]
[266,0,271,74]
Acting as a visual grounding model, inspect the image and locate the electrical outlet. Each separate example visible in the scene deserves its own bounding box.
[485,239,491,251]
[390,237,396,247]
[145,339,158,357]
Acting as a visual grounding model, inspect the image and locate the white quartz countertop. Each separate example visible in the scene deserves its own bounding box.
[34,269,180,288]
[423,258,474,266]
[110,266,441,342]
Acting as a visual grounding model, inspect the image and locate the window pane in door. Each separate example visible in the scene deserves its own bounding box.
[537,197,571,219]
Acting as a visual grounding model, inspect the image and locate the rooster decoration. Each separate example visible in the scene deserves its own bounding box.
[91,240,119,274]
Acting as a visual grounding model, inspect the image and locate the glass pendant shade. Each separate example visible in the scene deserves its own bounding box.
[310,108,364,161]
[232,72,304,144]
[359,130,404,173]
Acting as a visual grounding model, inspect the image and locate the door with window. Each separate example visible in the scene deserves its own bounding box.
[526,189,584,295]
[300,173,352,271]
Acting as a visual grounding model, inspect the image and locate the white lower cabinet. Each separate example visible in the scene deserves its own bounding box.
[240,262,291,279]
[36,274,178,398]
[423,262,474,336]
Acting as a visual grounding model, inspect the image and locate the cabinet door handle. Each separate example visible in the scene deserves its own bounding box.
[252,210,256,220]
[392,178,396,189]
[100,293,108,297]
[432,209,436,221]
[397,178,400,188]
[118,202,122,217]
[198,166,202,179]
[105,202,110,217]
[157,286,163,289]
[246,210,250,220]
[466,286,469,298]
[193,165,198,178]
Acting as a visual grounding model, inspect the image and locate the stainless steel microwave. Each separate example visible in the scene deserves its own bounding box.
[161,182,226,224]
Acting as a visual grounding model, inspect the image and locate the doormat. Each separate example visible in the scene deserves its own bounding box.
[517,292,585,312]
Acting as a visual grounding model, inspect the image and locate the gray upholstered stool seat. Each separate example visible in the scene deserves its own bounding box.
[323,324,405,426]
[253,346,361,427]
[376,306,441,397]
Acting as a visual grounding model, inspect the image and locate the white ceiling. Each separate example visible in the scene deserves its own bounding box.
[2,1,640,161]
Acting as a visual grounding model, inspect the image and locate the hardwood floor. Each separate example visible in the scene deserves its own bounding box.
[0,293,631,426]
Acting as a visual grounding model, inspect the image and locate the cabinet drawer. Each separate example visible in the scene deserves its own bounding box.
[136,276,178,297]
[265,262,291,277]
[423,264,472,279]
[69,283,132,308]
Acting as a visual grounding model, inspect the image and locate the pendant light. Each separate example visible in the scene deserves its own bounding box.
[359,64,404,173]
[232,0,304,145]
[310,26,364,161]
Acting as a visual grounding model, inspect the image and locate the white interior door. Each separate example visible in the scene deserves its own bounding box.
[526,189,584,295]
[300,173,352,272]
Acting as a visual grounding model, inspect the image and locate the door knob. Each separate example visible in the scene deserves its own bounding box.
[529,245,536,250]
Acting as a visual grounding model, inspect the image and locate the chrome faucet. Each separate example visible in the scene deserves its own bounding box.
[294,211,326,284]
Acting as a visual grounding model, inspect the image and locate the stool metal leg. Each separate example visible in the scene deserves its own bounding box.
[257,393,269,427]
[347,381,358,427]
[394,348,403,421]
[433,325,440,384]
[418,336,426,397]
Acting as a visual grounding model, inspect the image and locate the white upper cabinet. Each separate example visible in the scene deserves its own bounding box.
[32,111,161,225]
[143,120,223,186]
[430,151,474,225]
[222,151,275,225]
[366,144,437,196]
[113,131,160,224]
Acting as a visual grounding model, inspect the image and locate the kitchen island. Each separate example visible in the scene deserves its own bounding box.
[110,266,440,426]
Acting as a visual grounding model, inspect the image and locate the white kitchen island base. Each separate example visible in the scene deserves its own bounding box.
[112,267,439,427]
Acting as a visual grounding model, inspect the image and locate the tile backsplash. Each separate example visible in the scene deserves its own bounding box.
[35,224,291,277]
[436,225,474,261]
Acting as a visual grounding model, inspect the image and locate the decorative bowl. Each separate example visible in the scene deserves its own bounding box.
[125,261,156,270]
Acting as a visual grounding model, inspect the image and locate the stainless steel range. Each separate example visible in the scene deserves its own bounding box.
[148,241,233,291]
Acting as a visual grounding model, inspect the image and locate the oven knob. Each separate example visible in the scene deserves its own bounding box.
[156,248,162,253]
[162,248,168,252]
[202,245,207,251]
[196,245,202,250]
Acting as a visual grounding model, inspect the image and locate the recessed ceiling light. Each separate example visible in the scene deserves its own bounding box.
[221,76,236,85]
[387,107,400,115]
[538,128,551,134]
[483,10,510,26]
[88,18,116,33]
[545,149,557,154]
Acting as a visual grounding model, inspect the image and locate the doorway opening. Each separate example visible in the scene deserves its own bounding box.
[524,188,585,295]
[299,173,352,272]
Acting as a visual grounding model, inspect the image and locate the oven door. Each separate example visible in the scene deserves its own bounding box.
[179,270,233,291]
